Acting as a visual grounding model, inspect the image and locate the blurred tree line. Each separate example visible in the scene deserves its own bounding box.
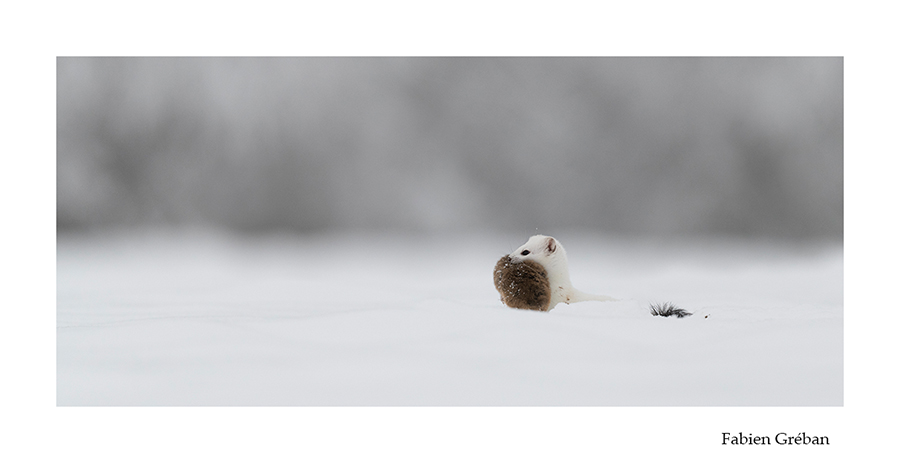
[57,57,842,240]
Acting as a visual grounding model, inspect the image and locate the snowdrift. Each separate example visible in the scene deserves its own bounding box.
[57,231,842,406]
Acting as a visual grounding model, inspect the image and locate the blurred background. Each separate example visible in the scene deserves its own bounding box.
[56,57,842,241]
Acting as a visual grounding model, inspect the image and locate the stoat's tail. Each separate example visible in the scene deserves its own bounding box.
[649,302,692,318]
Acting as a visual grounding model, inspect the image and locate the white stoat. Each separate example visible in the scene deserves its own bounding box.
[502,234,616,311]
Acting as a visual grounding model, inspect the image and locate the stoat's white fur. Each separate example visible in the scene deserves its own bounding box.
[509,234,616,310]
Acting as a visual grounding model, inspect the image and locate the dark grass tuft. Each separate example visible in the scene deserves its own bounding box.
[649,302,692,318]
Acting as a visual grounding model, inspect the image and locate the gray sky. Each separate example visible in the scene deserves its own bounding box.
[57,57,842,240]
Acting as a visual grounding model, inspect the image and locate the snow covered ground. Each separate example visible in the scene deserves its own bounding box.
[57,230,842,406]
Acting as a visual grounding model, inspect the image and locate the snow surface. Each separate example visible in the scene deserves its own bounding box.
[57,231,842,406]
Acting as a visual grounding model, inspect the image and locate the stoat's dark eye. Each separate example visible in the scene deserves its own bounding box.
[521,250,530,256]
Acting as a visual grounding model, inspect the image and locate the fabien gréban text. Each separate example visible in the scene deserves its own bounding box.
[722,432,829,446]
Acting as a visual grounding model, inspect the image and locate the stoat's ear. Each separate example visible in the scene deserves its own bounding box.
[546,237,556,254]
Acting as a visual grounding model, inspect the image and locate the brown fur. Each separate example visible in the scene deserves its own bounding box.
[493,255,552,312]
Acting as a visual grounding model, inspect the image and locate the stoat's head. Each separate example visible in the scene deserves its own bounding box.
[509,235,567,267]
